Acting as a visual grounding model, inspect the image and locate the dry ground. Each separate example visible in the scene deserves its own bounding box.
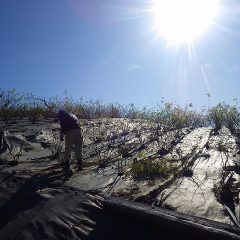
[1,117,240,238]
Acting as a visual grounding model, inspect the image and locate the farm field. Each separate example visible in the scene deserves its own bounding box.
[2,1,240,238]
[1,117,240,239]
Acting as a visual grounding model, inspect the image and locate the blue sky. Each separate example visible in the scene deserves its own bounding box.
[1,0,240,110]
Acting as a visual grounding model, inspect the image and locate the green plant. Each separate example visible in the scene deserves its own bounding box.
[208,102,240,132]
[225,106,239,134]
[1,88,239,133]
[130,157,176,180]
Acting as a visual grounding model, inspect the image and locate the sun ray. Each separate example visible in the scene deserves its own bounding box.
[152,0,221,45]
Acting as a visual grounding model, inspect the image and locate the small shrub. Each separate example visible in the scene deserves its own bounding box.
[9,143,23,164]
[1,88,239,133]
[49,138,64,161]
[130,157,176,180]
[208,103,240,132]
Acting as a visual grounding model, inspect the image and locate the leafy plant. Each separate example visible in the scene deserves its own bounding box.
[130,157,176,180]
[0,88,239,134]
[208,102,240,133]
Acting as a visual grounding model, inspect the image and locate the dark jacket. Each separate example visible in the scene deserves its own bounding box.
[58,110,80,135]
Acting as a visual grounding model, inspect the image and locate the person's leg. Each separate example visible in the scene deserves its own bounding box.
[64,131,74,170]
[74,129,83,171]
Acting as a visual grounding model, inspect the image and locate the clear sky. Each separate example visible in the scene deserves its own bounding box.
[1,0,240,110]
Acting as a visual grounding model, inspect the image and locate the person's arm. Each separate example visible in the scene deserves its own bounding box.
[71,114,80,128]
[59,117,66,141]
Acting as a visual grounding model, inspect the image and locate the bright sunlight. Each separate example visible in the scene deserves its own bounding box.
[152,0,221,44]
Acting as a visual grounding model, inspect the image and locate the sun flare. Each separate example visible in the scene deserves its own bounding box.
[152,0,220,44]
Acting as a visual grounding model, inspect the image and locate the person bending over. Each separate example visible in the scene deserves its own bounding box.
[58,110,83,171]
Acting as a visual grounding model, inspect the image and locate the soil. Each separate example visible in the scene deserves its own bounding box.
[1,117,240,239]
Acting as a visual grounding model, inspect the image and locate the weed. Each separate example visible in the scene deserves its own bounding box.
[208,103,240,133]
[9,143,23,164]
[130,157,176,180]
[48,138,64,164]
[1,88,240,133]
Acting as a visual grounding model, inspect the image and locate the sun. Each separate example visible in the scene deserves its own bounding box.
[152,0,220,44]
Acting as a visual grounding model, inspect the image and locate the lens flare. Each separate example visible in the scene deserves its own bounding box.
[152,0,220,44]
